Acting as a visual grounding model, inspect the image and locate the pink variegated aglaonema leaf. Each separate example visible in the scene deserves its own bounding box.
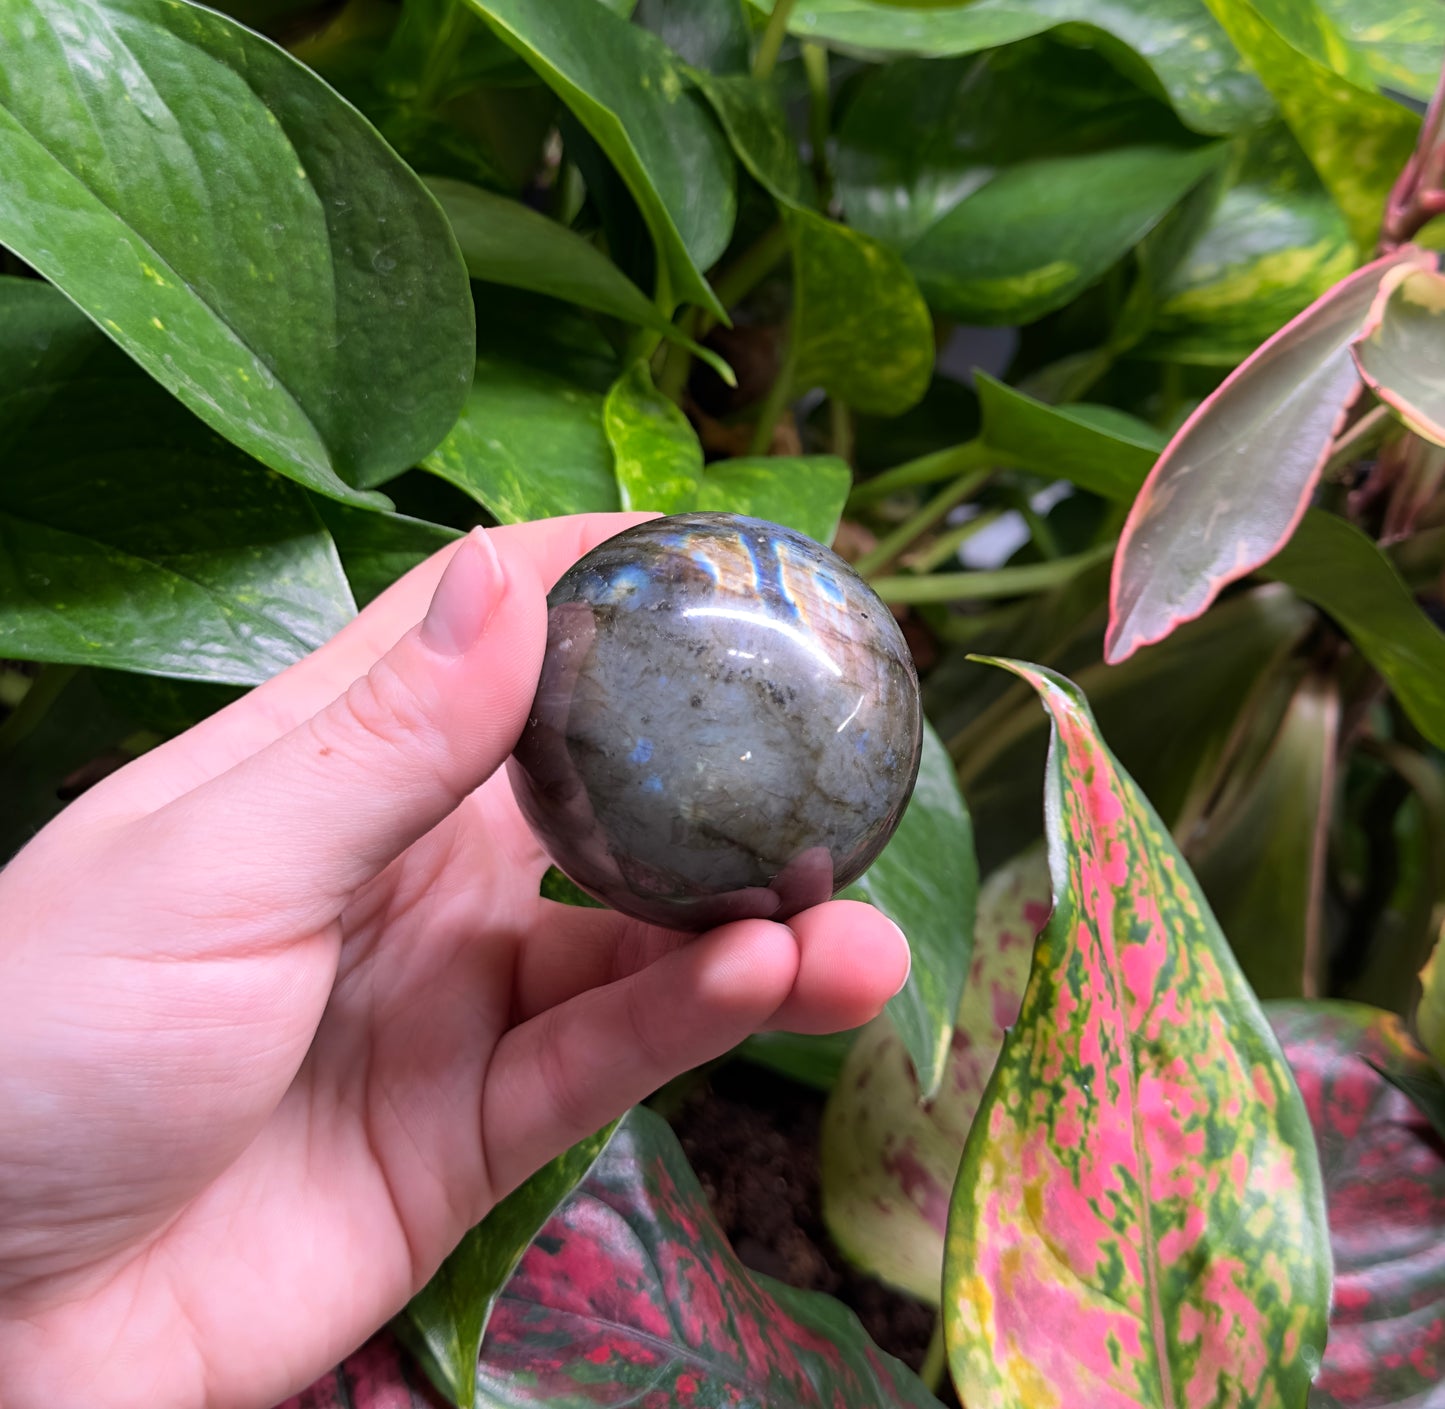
[275,1329,443,1408]
[1107,246,1435,665]
[820,846,1046,1304]
[1266,1003,1445,1408]
[1352,263,1445,448]
[945,660,1331,1409]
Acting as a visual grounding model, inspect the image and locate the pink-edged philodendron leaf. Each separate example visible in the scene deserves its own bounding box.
[1266,1002,1445,1408]
[1352,263,1445,448]
[821,847,1048,1303]
[473,1105,943,1409]
[1106,246,1436,665]
[945,660,1332,1409]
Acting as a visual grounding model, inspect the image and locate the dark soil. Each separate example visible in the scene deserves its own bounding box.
[669,1061,940,1378]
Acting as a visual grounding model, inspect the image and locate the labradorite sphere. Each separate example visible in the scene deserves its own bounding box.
[507,513,923,931]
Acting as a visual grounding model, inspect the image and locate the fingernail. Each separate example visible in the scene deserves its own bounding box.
[420,528,505,656]
[887,919,912,997]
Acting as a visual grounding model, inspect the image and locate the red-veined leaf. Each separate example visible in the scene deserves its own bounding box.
[1267,1002,1445,1408]
[275,1329,440,1407]
[820,847,1046,1304]
[1352,263,1445,448]
[945,660,1331,1409]
[474,1106,942,1409]
[1107,246,1434,664]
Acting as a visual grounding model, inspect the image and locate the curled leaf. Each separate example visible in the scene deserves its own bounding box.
[1352,263,1445,448]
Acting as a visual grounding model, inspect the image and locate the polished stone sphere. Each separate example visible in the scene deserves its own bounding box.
[507,513,923,930]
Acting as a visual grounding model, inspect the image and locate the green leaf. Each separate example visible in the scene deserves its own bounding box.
[310,500,461,609]
[424,354,620,522]
[737,1028,860,1090]
[400,1123,617,1409]
[538,865,605,909]
[1352,263,1445,446]
[602,361,703,513]
[1107,247,1433,663]
[474,1106,944,1409]
[1421,932,1445,1068]
[0,0,474,502]
[843,721,977,1100]
[0,279,355,685]
[426,177,734,383]
[785,207,934,416]
[463,0,735,317]
[1316,0,1445,101]
[1201,0,1420,249]
[1191,674,1340,999]
[637,0,750,74]
[694,71,809,205]
[748,0,1274,136]
[695,455,851,545]
[821,846,1046,1303]
[946,661,1331,1408]
[1266,510,1445,751]
[1139,127,1356,366]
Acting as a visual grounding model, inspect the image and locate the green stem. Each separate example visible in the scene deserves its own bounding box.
[0,664,78,761]
[752,0,797,79]
[749,339,795,454]
[1322,403,1393,481]
[656,307,702,400]
[710,223,790,327]
[829,398,853,465]
[1009,487,1061,560]
[854,469,993,578]
[847,439,993,510]
[870,540,1115,605]
[907,506,1006,574]
[919,1318,948,1395]
[802,41,831,203]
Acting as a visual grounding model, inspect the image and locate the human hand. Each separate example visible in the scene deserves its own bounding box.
[0,515,911,1409]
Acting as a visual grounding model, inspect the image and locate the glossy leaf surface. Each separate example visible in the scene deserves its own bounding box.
[0,279,355,684]
[424,356,619,523]
[311,501,460,609]
[465,0,733,317]
[603,362,704,514]
[845,721,978,1100]
[1315,0,1445,101]
[1268,1003,1445,1408]
[696,71,808,206]
[822,847,1046,1302]
[1353,264,1445,448]
[0,0,473,501]
[474,1106,944,1409]
[785,207,933,417]
[1201,0,1420,250]
[400,1125,616,1409]
[1107,247,1433,663]
[695,456,851,546]
[946,662,1331,1409]
[1268,510,1445,751]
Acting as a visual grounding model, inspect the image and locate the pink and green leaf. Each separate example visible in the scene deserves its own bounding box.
[945,661,1331,1409]
[1107,246,1434,664]
[1351,263,1445,448]
[820,846,1048,1303]
[1266,1003,1445,1407]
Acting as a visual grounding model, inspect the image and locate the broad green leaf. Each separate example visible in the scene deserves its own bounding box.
[695,455,851,545]
[821,847,1046,1303]
[1352,263,1445,446]
[426,177,734,383]
[424,354,620,522]
[0,0,473,502]
[946,662,1331,1408]
[842,721,978,1099]
[310,501,460,608]
[1141,128,1356,366]
[636,0,750,74]
[464,0,735,317]
[748,0,1274,136]
[602,361,703,513]
[399,1124,617,1409]
[1267,510,1445,751]
[1191,674,1340,999]
[0,280,355,685]
[738,1028,860,1090]
[1201,0,1420,249]
[538,865,605,908]
[694,71,809,206]
[1106,247,1433,663]
[1267,1003,1445,1407]
[785,207,934,416]
[473,1106,944,1409]
[1316,0,1445,101]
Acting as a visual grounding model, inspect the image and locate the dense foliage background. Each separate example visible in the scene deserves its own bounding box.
[2,0,1444,1405]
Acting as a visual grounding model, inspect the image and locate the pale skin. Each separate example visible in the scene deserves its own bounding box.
[0,514,911,1409]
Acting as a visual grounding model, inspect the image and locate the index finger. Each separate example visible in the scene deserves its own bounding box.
[86,512,657,819]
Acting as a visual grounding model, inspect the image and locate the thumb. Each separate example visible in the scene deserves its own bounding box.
[141,528,547,924]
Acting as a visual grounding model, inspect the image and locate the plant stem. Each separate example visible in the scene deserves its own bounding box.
[1323,403,1394,481]
[828,398,853,464]
[749,339,795,454]
[802,41,832,203]
[710,222,791,327]
[905,506,1006,573]
[855,469,992,578]
[919,1318,948,1395]
[1384,61,1445,249]
[752,0,797,79]
[0,664,78,761]
[847,439,993,510]
[870,540,1115,605]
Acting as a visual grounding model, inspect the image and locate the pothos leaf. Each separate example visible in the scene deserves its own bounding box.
[602,361,704,514]
[945,661,1331,1409]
